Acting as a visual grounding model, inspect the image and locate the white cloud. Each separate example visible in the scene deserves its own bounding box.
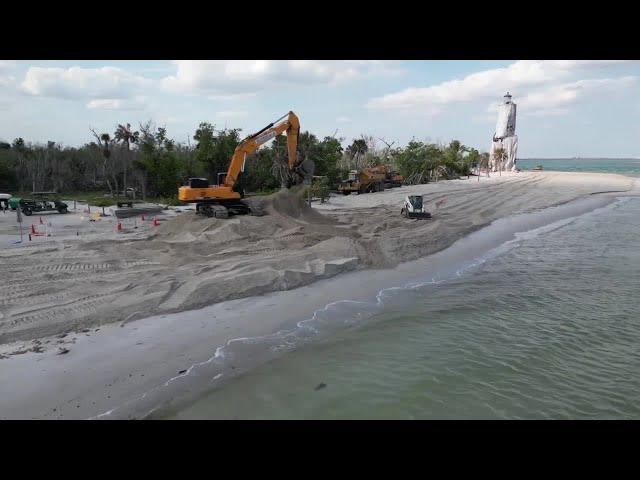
[0,75,15,88]
[0,60,16,72]
[86,97,147,111]
[208,92,257,101]
[494,76,637,116]
[367,60,636,112]
[0,61,17,89]
[215,110,248,119]
[162,60,403,96]
[21,66,150,100]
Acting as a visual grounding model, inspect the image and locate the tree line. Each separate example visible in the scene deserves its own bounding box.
[0,122,492,199]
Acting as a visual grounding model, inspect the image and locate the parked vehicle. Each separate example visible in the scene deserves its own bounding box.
[338,168,386,195]
[0,193,11,210]
[18,196,69,216]
[367,165,404,188]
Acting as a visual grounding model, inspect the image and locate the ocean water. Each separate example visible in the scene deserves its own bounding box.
[165,194,640,419]
[518,158,640,176]
[161,164,640,420]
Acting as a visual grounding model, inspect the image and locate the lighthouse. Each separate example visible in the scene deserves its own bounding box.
[490,92,518,171]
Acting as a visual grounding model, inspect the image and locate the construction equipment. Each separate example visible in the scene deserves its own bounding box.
[384,169,404,188]
[401,195,431,219]
[338,167,386,195]
[368,165,404,188]
[178,111,314,218]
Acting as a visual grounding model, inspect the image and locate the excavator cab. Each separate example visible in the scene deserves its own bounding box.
[187,178,210,188]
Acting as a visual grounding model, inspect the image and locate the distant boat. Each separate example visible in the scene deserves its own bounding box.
[532,165,544,171]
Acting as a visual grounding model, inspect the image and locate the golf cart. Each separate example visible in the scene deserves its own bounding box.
[19,192,68,216]
[401,195,431,219]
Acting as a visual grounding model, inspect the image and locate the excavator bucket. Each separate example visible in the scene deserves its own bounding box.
[294,158,315,186]
[285,159,314,189]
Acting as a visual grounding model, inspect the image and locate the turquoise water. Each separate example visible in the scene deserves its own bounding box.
[161,161,640,420]
[167,196,640,419]
[518,158,640,176]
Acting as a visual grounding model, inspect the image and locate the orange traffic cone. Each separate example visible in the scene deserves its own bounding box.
[30,224,44,237]
[117,222,123,232]
[152,217,159,227]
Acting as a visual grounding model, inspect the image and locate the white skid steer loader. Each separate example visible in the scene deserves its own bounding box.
[401,195,432,219]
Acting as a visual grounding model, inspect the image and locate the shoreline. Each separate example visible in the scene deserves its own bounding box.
[0,171,636,419]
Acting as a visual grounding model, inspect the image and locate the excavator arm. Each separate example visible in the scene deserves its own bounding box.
[224,111,304,190]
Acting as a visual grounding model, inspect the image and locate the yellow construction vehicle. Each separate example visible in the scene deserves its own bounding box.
[178,111,314,218]
[367,165,404,188]
[338,167,386,195]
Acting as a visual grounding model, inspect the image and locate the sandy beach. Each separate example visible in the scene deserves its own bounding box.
[0,171,632,344]
[0,170,635,419]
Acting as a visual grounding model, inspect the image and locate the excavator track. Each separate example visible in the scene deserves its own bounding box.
[196,200,255,218]
[197,203,229,218]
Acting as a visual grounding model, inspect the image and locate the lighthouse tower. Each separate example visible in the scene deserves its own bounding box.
[490,92,518,171]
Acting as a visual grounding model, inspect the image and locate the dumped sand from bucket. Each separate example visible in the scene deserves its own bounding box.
[152,187,337,244]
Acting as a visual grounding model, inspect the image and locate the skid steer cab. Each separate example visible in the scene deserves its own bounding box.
[401,195,431,219]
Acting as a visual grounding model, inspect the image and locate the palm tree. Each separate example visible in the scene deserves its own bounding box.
[90,128,116,195]
[492,147,506,176]
[478,152,491,181]
[114,123,139,195]
[346,138,368,169]
[99,133,115,195]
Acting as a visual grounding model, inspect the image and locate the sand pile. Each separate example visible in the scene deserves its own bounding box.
[153,187,340,245]
[258,186,334,223]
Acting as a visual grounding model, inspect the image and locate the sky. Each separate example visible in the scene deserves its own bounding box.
[0,60,639,158]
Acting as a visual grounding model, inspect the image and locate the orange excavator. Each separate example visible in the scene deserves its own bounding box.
[178,111,314,218]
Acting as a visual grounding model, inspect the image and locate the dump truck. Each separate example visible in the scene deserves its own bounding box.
[384,169,404,188]
[367,165,404,188]
[338,168,386,195]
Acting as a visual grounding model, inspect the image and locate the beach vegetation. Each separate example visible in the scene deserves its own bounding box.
[0,122,491,199]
